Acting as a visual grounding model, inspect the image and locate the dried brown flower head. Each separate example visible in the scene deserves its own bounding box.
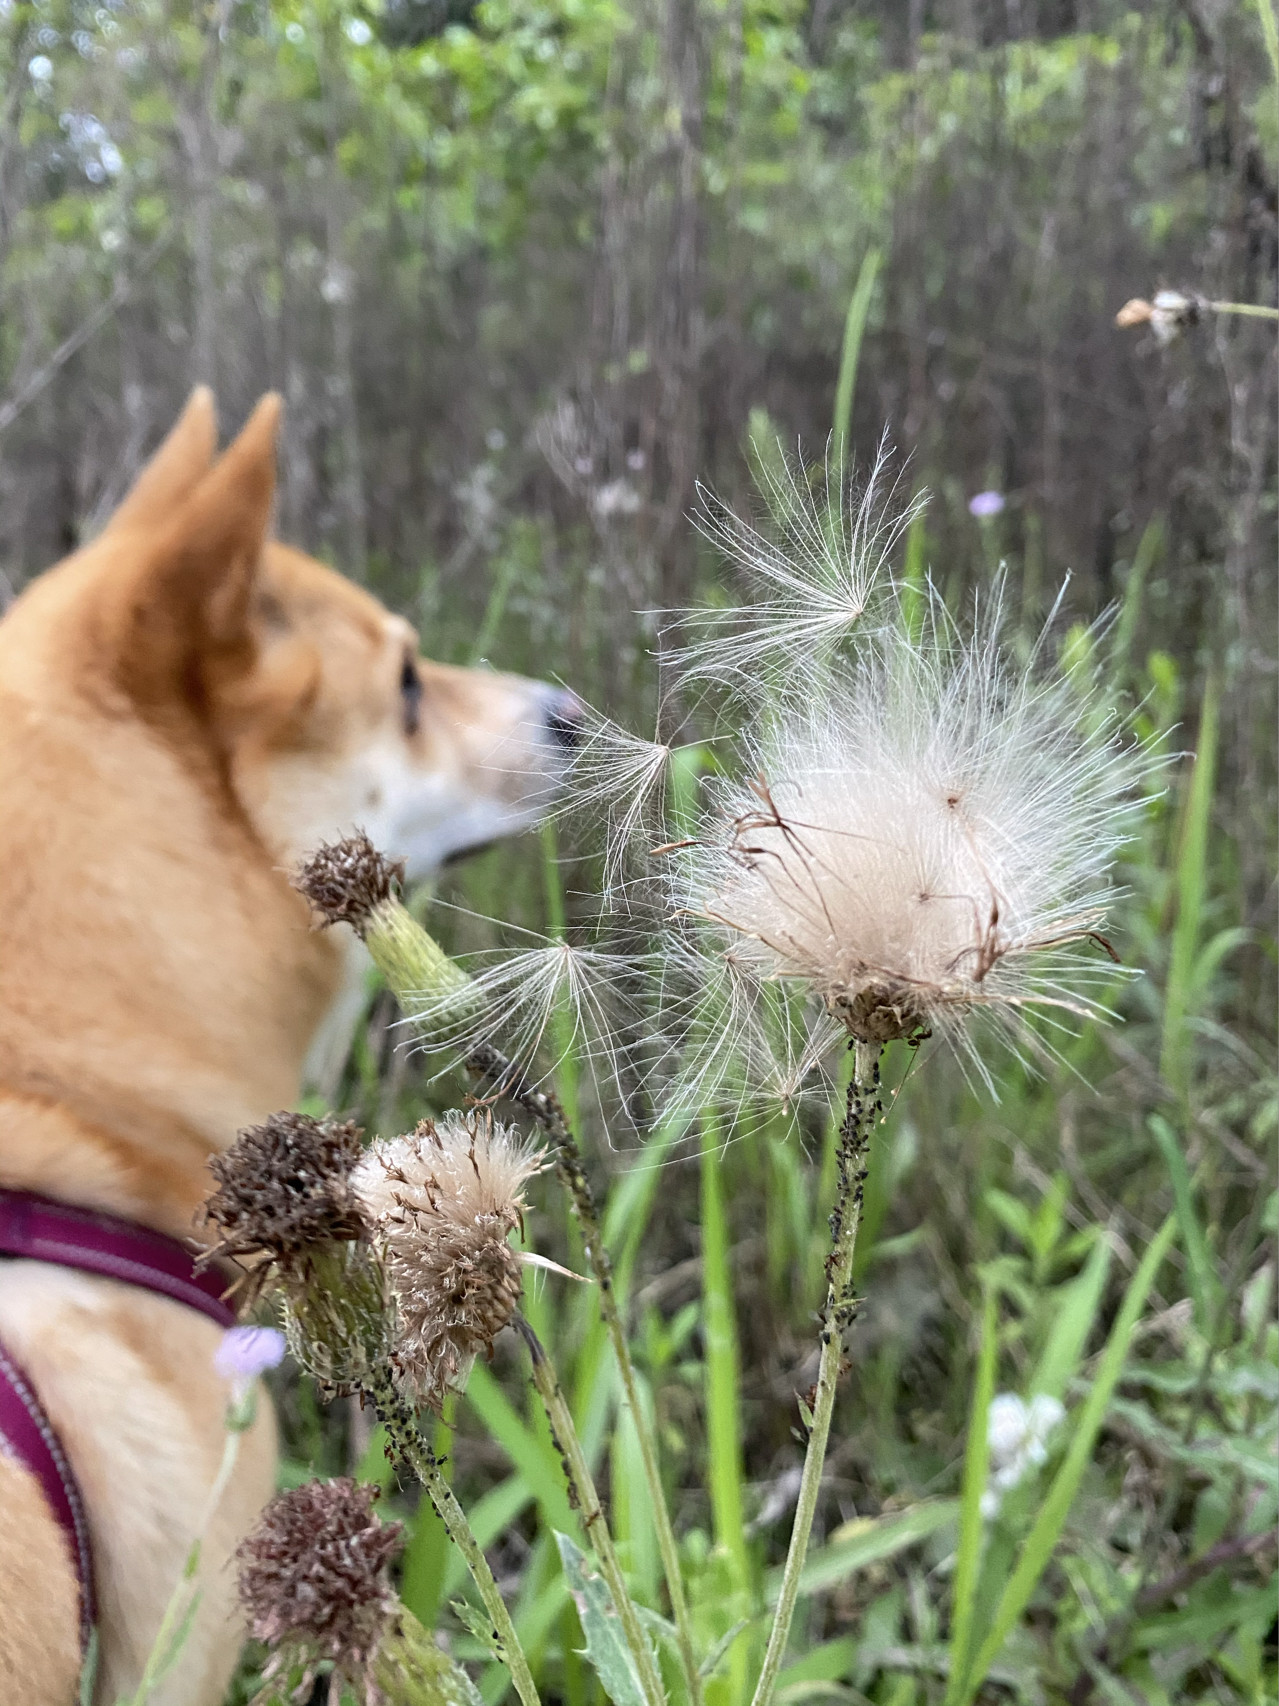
[1114,290,1199,345]
[237,1477,403,1703]
[201,1111,369,1304]
[355,1111,545,1409]
[293,832,405,936]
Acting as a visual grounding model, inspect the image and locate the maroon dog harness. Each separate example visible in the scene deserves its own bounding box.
[0,1189,237,1651]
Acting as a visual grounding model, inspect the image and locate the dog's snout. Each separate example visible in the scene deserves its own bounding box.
[544,689,584,750]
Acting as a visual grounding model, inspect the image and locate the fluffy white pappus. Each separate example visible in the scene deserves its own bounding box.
[551,699,701,899]
[671,437,922,686]
[354,1112,546,1408]
[666,585,1159,1082]
[396,911,645,1097]
[643,920,847,1132]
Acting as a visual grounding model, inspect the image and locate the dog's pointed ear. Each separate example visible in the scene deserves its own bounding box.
[103,387,219,536]
[107,393,281,711]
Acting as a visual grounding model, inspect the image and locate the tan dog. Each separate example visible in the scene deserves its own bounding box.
[0,392,576,1703]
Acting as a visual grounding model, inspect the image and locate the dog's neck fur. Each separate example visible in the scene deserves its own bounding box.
[0,614,343,1239]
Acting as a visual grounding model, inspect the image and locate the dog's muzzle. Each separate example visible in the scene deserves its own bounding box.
[543,688,584,750]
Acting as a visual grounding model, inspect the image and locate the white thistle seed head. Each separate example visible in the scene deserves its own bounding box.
[667,581,1159,1083]
[354,1112,545,1409]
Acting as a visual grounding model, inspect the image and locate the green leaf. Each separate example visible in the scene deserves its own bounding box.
[555,1531,655,1706]
[955,1216,1178,1705]
[698,1618,752,1679]
[465,1362,578,1539]
[985,1189,1034,1251]
[1032,1232,1112,1402]
[1160,676,1218,1097]
[451,1597,508,1665]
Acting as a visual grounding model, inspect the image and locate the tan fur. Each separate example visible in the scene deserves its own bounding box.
[0,391,570,1701]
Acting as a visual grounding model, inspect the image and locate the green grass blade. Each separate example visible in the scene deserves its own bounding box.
[466,1361,579,1539]
[1111,515,1162,676]
[832,249,882,466]
[440,1475,535,1601]
[900,506,927,643]
[784,1501,959,1599]
[1160,676,1218,1098]
[468,548,522,666]
[943,1285,997,1706]
[957,1216,1178,1704]
[1259,0,1279,86]
[612,1374,661,1604]
[701,1119,753,1701]
[1031,1232,1112,1403]
[1148,1114,1223,1334]
[400,1407,455,1627]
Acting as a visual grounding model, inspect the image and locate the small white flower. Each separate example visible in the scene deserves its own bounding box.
[981,1392,1065,1517]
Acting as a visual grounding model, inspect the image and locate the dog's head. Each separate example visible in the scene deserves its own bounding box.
[0,390,582,1212]
[54,390,579,880]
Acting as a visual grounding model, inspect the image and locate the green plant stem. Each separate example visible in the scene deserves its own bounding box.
[366,1372,542,1706]
[752,1048,879,1706]
[124,1415,244,1706]
[1204,298,1279,319]
[518,1318,667,1706]
[466,1041,704,1706]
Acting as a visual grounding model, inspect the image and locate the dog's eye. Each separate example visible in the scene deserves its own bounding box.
[400,655,423,737]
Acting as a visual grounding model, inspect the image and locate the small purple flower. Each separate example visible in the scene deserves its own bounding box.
[215,1325,286,1389]
[968,490,1005,519]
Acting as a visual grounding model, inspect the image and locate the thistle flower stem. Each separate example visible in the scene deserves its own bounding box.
[749,1048,880,1706]
[466,1042,704,1706]
[1204,299,1279,319]
[364,1373,542,1706]
[517,1317,668,1706]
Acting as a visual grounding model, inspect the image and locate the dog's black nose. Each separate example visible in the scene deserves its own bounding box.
[545,689,584,750]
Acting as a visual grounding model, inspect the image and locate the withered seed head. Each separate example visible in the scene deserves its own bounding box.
[293,832,405,936]
[237,1477,403,1703]
[355,1111,545,1410]
[200,1111,369,1304]
[832,980,931,1046]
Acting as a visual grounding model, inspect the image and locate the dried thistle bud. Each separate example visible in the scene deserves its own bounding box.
[237,1477,403,1704]
[293,832,405,936]
[1115,289,1200,345]
[1114,297,1153,328]
[200,1111,368,1305]
[355,1111,545,1410]
[294,834,479,1030]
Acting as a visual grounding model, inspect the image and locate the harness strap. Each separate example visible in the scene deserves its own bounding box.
[0,1190,237,1329]
[0,1337,96,1650]
[0,1188,239,1653]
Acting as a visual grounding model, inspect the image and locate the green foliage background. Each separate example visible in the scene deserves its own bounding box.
[0,2,1275,1703]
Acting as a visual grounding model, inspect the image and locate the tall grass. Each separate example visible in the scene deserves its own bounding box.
[246,478,1275,1706]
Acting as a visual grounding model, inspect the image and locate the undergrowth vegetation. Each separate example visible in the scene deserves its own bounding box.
[3,2,1272,1701]
[232,458,1276,1706]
